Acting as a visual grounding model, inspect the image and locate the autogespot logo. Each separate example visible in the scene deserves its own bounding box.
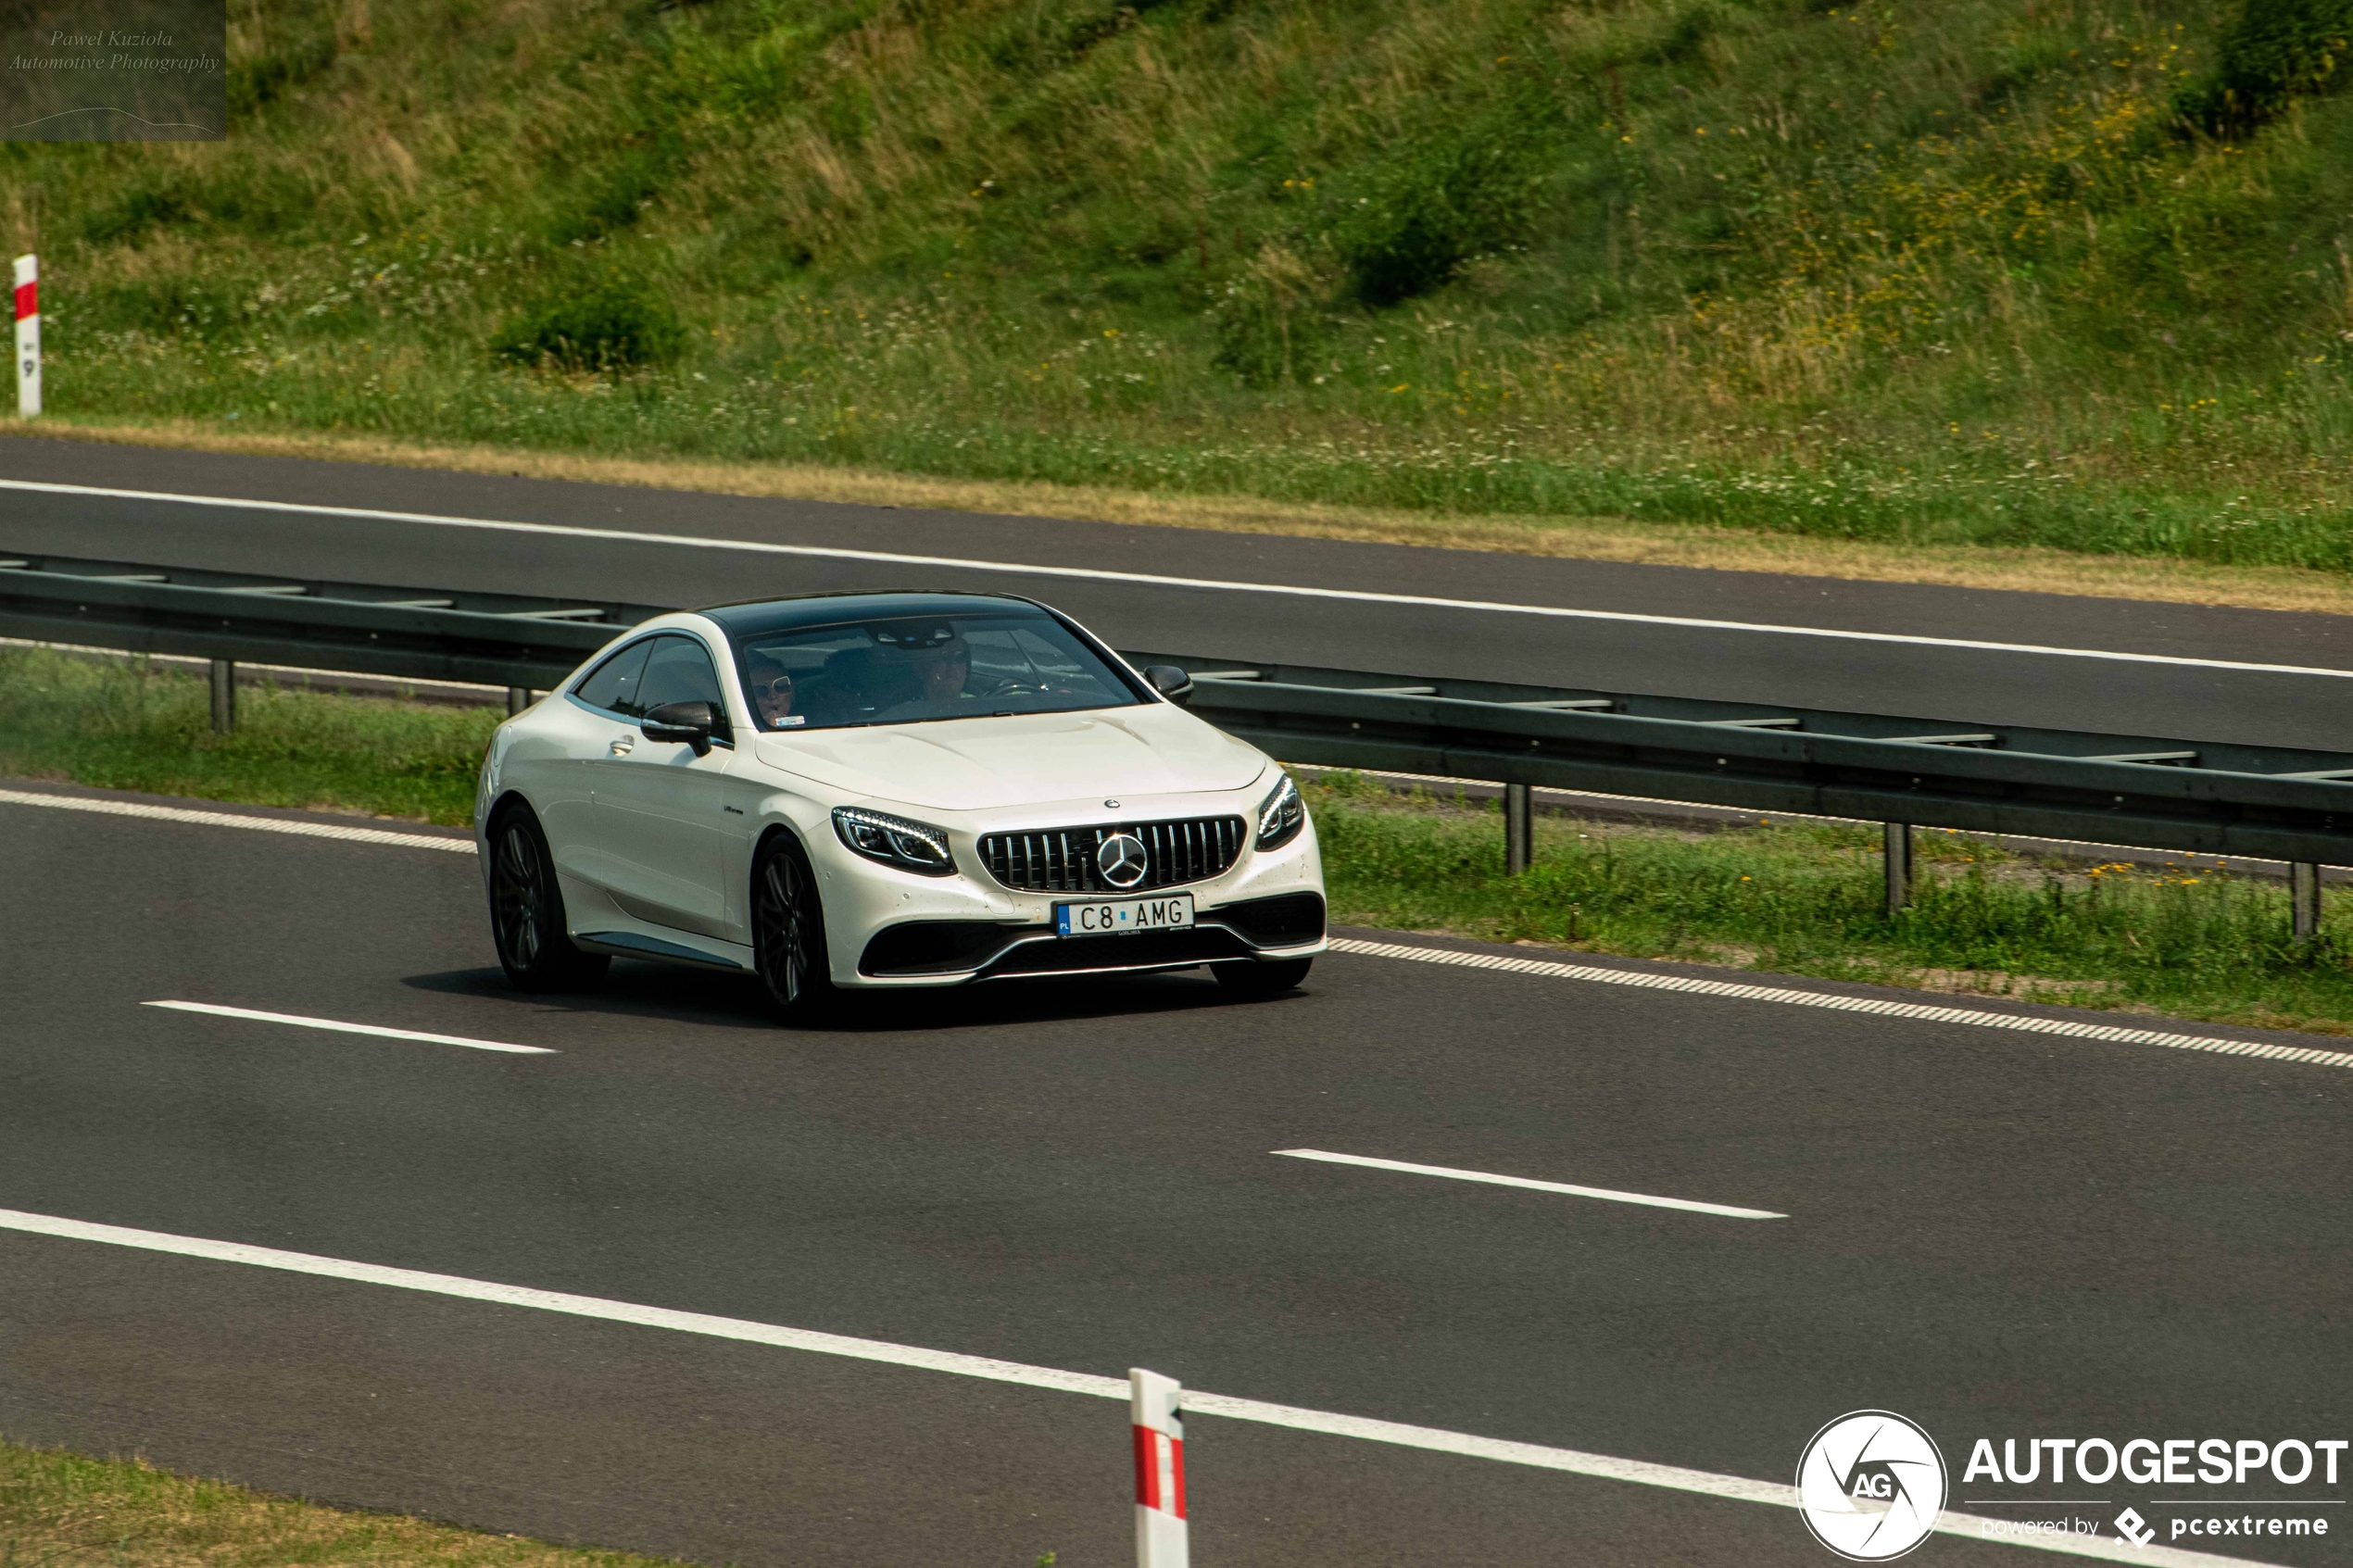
[1796,1411,1949,1561]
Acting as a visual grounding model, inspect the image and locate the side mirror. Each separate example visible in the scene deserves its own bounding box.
[1143,664,1194,706]
[642,699,719,756]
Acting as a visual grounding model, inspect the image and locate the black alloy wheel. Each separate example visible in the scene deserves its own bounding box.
[1213,956,1313,997]
[753,834,835,1022]
[488,805,609,992]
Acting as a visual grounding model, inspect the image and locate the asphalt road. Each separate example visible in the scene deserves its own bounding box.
[2,786,2347,1566]
[6,436,2353,750]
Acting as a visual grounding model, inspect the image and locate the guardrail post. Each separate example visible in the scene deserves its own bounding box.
[506,686,533,716]
[1131,1367,1187,1568]
[1504,783,1533,876]
[208,659,236,734]
[2292,863,2323,943]
[1883,822,1912,913]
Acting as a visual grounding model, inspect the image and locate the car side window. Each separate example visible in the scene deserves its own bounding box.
[637,634,728,718]
[573,640,655,717]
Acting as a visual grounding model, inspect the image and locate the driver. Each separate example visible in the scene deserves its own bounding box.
[907,633,971,707]
[863,621,978,716]
[745,650,800,729]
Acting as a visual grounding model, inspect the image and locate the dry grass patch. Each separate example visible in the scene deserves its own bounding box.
[1512,935,2128,1007]
[0,1438,686,1568]
[12,422,2353,619]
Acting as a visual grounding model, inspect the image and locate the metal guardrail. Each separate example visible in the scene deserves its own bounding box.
[2,552,2346,933]
[0,550,661,693]
[1124,649,2353,859]
[1124,648,2352,934]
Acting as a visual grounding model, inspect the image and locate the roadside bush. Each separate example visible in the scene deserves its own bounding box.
[83,275,226,334]
[1645,4,1719,65]
[1209,244,1336,386]
[81,187,190,246]
[546,142,681,247]
[1333,115,1554,307]
[2179,0,2353,136]
[195,162,320,235]
[493,266,684,370]
[228,30,338,119]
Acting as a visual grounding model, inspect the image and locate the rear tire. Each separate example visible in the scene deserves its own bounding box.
[1213,956,1313,997]
[488,804,610,992]
[753,834,837,1024]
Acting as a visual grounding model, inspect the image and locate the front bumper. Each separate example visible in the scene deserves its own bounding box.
[858,891,1326,981]
[811,805,1326,987]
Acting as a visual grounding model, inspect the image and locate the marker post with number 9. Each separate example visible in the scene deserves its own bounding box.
[13,256,37,420]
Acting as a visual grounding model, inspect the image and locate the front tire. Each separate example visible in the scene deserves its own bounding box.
[753,834,836,1023]
[488,805,610,992]
[1213,956,1312,997]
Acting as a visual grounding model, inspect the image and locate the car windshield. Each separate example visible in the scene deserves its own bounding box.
[729,609,1145,732]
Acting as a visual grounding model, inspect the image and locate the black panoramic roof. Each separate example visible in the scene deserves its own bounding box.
[698,590,1044,640]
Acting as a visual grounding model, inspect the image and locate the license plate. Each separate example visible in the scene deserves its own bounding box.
[1055,892,1195,936]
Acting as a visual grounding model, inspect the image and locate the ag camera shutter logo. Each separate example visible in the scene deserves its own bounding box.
[1796,1411,1947,1561]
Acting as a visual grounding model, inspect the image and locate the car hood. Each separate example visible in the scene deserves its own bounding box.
[751,705,1267,811]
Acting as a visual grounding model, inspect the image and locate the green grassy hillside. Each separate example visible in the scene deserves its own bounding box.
[9,0,2353,571]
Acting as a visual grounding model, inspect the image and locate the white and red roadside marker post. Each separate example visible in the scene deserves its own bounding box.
[13,255,38,420]
[1130,1367,1189,1568]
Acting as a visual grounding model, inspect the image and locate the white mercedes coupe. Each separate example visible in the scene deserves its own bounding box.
[473,591,1326,1020]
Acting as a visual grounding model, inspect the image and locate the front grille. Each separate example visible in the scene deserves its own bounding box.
[981,815,1247,893]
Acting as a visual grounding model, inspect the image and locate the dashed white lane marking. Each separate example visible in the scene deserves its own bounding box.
[1327,937,2353,1071]
[144,1001,551,1055]
[8,477,2349,680]
[0,788,472,852]
[1273,1148,1786,1219]
[8,788,2339,1074]
[0,1206,2269,1565]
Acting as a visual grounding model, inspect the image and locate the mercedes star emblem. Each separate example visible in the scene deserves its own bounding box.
[1097,833,1149,888]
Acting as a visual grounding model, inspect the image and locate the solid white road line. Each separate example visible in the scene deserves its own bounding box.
[0,1206,2271,1566]
[0,788,473,852]
[1273,1148,1786,1219]
[144,1001,551,1055]
[1327,937,2353,1071]
[7,477,2349,680]
[8,788,2338,1075]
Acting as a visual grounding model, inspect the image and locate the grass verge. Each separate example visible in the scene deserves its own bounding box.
[1308,773,2353,1038]
[15,422,2353,619]
[7,648,2347,1035]
[0,1436,688,1568]
[0,648,495,826]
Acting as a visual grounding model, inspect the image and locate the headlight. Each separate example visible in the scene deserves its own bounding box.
[1254,771,1304,850]
[832,807,958,876]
